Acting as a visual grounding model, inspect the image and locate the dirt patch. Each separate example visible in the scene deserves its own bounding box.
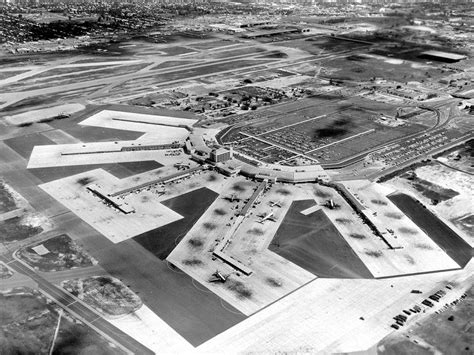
[213,208,227,216]
[231,183,246,192]
[203,222,217,230]
[365,250,383,258]
[76,176,94,186]
[385,212,403,220]
[349,233,367,240]
[399,227,418,235]
[188,237,204,249]
[335,218,352,224]
[206,174,218,182]
[226,279,253,300]
[313,188,332,199]
[247,228,264,236]
[405,255,416,265]
[265,277,283,287]
[415,243,433,250]
[276,188,291,196]
[182,258,203,266]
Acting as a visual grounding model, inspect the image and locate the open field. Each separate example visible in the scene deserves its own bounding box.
[270,200,373,279]
[4,132,56,159]
[0,288,123,355]
[134,187,218,260]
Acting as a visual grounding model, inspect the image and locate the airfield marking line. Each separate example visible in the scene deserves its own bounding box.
[49,210,72,219]
[166,260,185,274]
[240,132,318,162]
[90,316,102,324]
[248,276,319,318]
[191,278,213,294]
[99,51,350,104]
[253,114,327,136]
[305,129,376,154]
[220,298,244,316]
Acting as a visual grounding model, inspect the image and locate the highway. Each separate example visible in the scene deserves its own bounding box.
[0,254,154,355]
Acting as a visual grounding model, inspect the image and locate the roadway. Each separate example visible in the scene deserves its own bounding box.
[0,254,154,355]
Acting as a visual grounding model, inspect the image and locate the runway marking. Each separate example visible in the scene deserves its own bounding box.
[90,316,102,323]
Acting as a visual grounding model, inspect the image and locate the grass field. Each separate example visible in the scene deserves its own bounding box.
[0,70,28,80]
[388,193,473,267]
[159,46,197,56]
[189,40,238,50]
[62,276,142,317]
[151,59,270,83]
[134,187,218,260]
[18,234,95,272]
[0,288,123,355]
[4,133,56,159]
[0,216,43,243]
[269,200,373,279]
[275,36,369,55]
[322,54,445,82]
[151,60,196,70]
[0,181,17,214]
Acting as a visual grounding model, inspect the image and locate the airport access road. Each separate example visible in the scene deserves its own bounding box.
[0,254,154,355]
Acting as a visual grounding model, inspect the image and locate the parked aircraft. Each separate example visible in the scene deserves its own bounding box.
[324,199,340,209]
[257,211,277,224]
[223,193,241,202]
[269,200,282,208]
[209,270,229,283]
[174,162,190,170]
